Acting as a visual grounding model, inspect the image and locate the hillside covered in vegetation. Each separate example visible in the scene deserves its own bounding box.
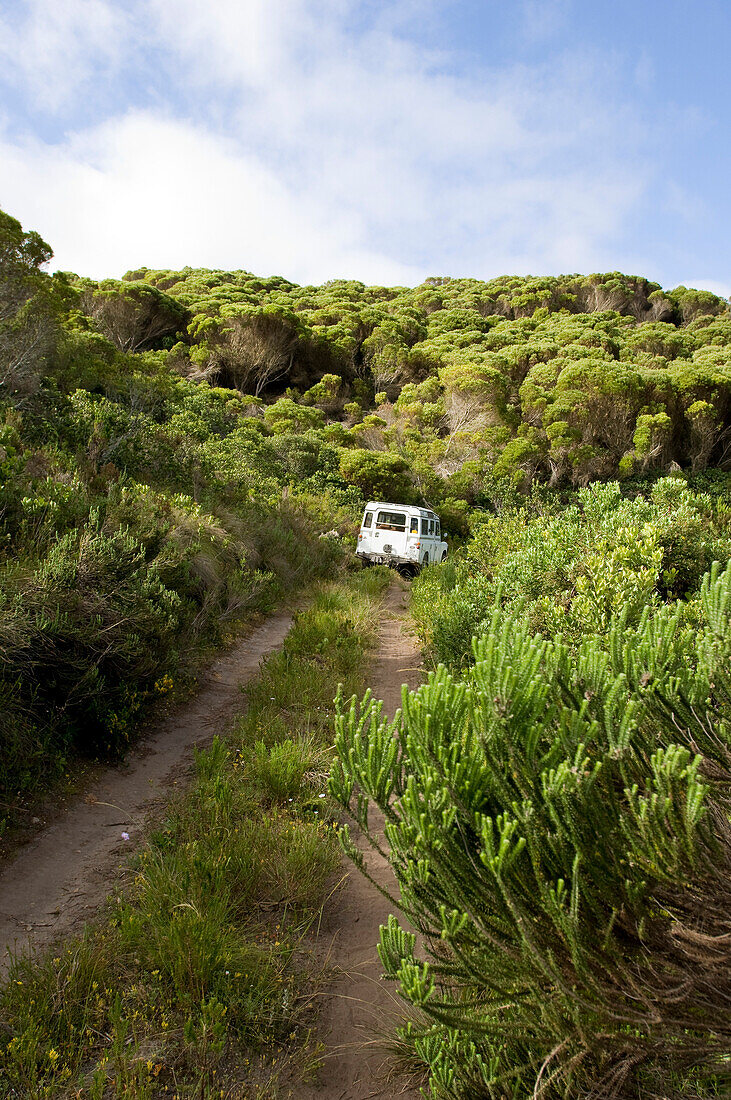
[2,206,731,815]
[3,206,731,1097]
[96,258,731,497]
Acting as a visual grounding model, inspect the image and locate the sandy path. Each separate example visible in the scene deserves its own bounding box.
[299,579,424,1100]
[0,609,295,977]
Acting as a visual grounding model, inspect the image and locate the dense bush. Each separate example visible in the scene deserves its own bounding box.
[94,262,731,492]
[0,473,346,815]
[412,478,731,668]
[331,563,731,1098]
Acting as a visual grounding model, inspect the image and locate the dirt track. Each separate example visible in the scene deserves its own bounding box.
[0,610,294,977]
[299,580,423,1100]
[0,580,424,1097]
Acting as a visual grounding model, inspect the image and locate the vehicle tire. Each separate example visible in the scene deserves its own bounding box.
[441,551,447,562]
[397,563,417,580]
[421,553,429,567]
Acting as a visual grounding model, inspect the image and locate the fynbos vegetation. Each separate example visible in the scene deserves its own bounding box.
[333,512,731,1097]
[2,204,731,1097]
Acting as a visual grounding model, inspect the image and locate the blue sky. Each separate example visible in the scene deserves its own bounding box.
[0,0,728,295]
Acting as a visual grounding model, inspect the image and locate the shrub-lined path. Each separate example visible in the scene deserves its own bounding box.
[0,579,423,1097]
[0,609,295,977]
[298,579,424,1100]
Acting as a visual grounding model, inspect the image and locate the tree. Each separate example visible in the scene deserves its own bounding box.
[439,359,510,455]
[0,210,57,401]
[686,399,719,471]
[81,280,189,354]
[577,272,662,319]
[192,305,304,397]
[623,410,673,476]
[338,448,412,501]
[301,373,343,413]
[668,285,727,324]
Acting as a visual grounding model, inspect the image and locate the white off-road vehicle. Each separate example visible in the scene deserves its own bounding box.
[356,501,448,576]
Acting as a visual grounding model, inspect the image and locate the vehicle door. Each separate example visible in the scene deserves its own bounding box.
[375,509,407,555]
[420,516,436,563]
[405,514,420,558]
[358,508,376,554]
[435,517,446,560]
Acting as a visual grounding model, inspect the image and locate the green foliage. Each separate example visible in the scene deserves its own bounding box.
[263,396,324,434]
[0,209,59,401]
[78,278,189,353]
[412,478,731,667]
[0,489,283,812]
[301,372,343,412]
[331,562,731,1098]
[339,447,413,501]
[0,409,350,817]
[2,202,731,825]
[113,258,731,488]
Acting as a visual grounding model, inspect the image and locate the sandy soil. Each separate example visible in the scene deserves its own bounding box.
[298,579,424,1100]
[0,609,295,978]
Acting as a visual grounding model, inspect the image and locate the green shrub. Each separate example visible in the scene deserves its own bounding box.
[413,478,731,667]
[331,562,731,1099]
[0,460,352,805]
[339,447,414,502]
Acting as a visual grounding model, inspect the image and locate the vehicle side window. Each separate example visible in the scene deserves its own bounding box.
[363,512,373,528]
[436,522,440,537]
[410,517,419,533]
[429,520,435,535]
[421,518,429,535]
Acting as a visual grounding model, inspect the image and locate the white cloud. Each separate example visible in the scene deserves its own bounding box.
[0,112,421,284]
[0,0,657,284]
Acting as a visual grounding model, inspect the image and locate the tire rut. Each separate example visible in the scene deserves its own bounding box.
[298,578,424,1100]
[0,609,295,977]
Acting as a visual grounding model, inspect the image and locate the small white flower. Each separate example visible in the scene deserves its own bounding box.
[121,832,130,841]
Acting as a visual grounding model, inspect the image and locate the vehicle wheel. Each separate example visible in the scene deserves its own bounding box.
[397,564,417,580]
[421,553,429,567]
[441,551,447,562]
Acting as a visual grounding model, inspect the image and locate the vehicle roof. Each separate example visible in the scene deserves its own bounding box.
[363,501,438,517]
